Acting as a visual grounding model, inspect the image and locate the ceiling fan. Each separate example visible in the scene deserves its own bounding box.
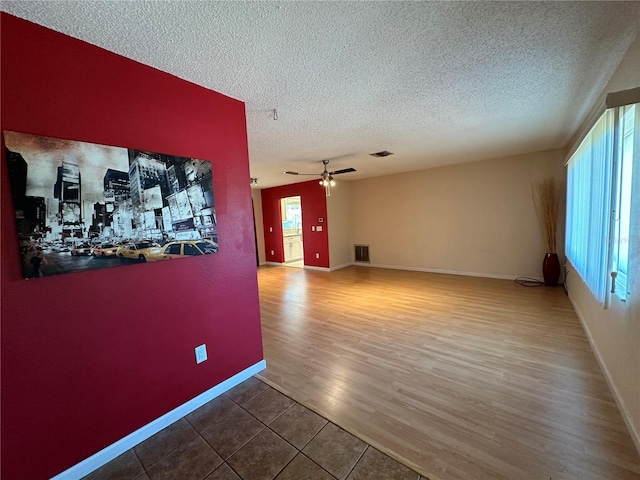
[285,160,356,196]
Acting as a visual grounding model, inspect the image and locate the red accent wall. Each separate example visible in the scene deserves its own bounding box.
[261,180,329,268]
[1,14,263,480]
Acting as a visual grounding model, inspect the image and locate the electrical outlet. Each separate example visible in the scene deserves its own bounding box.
[195,344,208,364]
[315,253,320,259]
[312,226,316,231]
[316,225,323,232]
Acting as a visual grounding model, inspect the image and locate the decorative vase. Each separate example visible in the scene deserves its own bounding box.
[542,253,560,286]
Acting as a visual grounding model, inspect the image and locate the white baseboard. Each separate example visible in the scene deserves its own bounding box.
[50,359,267,480]
[329,263,351,272]
[303,265,330,272]
[353,262,529,281]
[264,261,529,280]
[265,261,283,266]
[568,293,640,455]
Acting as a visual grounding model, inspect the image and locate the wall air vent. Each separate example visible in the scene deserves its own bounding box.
[369,150,393,158]
[354,244,370,263]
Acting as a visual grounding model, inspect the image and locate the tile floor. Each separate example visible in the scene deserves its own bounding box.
[82,376,425,480]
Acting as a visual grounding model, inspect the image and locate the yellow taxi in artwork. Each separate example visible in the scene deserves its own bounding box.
[91,243,119,257]
[115,241,162,262]
[147,240,217,262]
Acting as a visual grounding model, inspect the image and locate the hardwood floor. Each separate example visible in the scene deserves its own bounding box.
[256,265,640,480]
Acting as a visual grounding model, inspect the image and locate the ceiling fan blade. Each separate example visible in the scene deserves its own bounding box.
[285,171,319,175]
[330,168,356,175]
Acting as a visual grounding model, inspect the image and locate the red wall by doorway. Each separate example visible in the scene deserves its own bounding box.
[1,13,263,480]
[261,180,330,268]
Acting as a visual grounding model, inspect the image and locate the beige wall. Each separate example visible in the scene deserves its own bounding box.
[566,33,640,451]
[349,149,566,279]
[251,188,266,265]
[326,181,353,269]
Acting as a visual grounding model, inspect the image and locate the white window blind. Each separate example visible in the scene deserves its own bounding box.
[566,110,614,303]
[566,103,637,304]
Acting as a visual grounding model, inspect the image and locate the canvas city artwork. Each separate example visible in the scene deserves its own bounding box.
[4,131,218,279]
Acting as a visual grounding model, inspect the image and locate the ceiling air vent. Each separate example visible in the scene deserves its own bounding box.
[369,150,393,158]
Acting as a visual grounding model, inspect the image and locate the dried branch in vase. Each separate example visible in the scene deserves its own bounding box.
[532,178,559,253]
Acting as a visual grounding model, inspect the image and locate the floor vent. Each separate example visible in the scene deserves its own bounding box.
[354,244,370,263]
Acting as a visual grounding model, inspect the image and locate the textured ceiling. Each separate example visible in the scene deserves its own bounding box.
[2,1,639,188]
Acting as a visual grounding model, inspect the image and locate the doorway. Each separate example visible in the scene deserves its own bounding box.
[280,196,304,268]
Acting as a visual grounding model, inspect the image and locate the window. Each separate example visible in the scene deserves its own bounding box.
[184,244,201,256]
[612,105,635,300]
[196,242,216,254]
[166,244,181,255]
[566,103,637,304]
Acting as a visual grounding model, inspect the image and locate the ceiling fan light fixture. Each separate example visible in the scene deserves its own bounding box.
[284,159,355,197]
